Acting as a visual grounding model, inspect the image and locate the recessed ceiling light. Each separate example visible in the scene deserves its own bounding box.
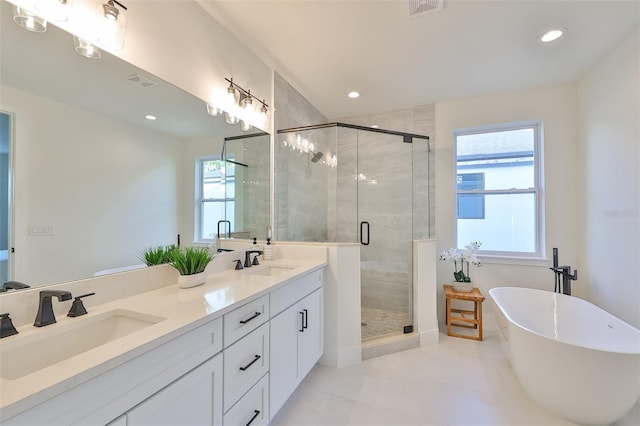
[145,115,157,120]
[539,29,565,43]
[348,91,360,99]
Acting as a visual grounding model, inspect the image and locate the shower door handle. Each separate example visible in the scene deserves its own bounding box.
[360,221,370,246]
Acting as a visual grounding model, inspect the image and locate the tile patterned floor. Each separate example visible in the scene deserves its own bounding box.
[271,329,640,426]
[361,307,409,341]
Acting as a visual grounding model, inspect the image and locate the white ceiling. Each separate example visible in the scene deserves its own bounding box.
[200,0,640,119]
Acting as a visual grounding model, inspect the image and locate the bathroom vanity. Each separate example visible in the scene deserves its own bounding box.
[0,259,325,425]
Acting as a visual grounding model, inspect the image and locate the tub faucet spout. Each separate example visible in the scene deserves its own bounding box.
[550,248,577,295]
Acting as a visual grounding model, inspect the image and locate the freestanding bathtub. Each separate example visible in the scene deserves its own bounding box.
[489,287,640,425]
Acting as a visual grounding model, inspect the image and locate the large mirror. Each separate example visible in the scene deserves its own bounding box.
[0,0,271,289]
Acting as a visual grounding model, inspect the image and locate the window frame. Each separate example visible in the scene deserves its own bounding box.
[453,120,544,259]
[196,156,233,242]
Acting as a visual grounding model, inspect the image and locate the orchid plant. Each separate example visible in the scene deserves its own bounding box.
[439,241,482,282]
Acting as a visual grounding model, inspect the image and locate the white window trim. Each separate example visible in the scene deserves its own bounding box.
[453,120,544,259]
[195,155,227,243]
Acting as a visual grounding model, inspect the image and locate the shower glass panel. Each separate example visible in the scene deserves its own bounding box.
[275,123,428,341]
[222,133,271,240]
[357,130,413,341]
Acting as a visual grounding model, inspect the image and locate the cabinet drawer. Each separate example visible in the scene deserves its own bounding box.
[224,294,269,348]
[223,373,269,426]
[224,323,270,411]
[270,268,323,316]
[127,353,223,426]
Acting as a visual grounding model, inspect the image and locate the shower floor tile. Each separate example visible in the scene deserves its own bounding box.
[361,306,409,341]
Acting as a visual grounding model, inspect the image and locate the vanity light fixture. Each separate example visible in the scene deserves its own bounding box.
[539,28,565,43]
[73,35,101,59]
[34,0,72,22]
[259,101,268,121]
[215,78,269,129]
[225,79,240,124]
[98,0,127,50]
[12,5,47,32]
[206,104,223,117]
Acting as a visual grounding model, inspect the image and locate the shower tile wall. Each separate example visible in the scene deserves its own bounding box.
[334,105,436,238]
[243,135,270,239]
[274,72,331,242]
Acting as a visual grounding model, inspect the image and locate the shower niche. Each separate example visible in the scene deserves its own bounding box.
[275,123,430,341]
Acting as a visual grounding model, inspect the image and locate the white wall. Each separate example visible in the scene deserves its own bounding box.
[577,29,640,328]
[117,1,272,132]
[2,85,182,286]
[435,84,579,323]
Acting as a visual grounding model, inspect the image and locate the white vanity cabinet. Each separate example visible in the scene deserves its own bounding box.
[126,353,223,426]
[269,270,324,418]
[2,265,325,426]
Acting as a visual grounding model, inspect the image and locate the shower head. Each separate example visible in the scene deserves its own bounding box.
[311,151,324,163]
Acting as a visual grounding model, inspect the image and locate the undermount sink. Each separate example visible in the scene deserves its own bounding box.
[242,264,296,277]
[0,309,165,380]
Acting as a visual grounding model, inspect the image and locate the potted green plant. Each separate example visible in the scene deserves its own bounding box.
[139,245,178,266]
[439,241,482,292]
[170,246,215,288]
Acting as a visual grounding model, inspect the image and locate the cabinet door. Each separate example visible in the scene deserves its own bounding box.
[269,303,301,418]
[127,353,223,426]
[300,288,323,378]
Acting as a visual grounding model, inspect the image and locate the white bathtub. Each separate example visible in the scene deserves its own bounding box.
[489,287,640,425]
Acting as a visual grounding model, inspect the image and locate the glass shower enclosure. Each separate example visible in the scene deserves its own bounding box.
[275,123,430,341]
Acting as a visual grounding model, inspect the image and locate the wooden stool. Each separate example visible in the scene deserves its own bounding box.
[444,285,485,341]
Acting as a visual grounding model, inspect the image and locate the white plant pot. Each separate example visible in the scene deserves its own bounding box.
[177,272,206,289]
[452,282,473,292]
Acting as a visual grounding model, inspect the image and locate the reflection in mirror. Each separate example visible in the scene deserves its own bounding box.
[0,0,270,289]
[221,133,270,241]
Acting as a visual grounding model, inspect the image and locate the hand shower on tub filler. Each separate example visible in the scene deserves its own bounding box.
[550,247,577,295]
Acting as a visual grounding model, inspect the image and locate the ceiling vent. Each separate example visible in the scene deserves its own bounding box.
[127,74,158,88]
[409,0,444,16]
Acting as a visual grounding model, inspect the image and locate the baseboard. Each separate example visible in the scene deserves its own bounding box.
[419,328,440,346]
[319,344,362,368]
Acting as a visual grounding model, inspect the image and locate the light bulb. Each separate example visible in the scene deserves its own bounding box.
[240,119,252,132]
[12,5,47,32]
[206,104,223,116]
[35,0,71,22]
[73,36,102,59]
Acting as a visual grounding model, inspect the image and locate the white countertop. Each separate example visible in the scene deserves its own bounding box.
[0,259,326,420]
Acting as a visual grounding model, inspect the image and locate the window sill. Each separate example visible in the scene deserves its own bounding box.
[480,255,550,267]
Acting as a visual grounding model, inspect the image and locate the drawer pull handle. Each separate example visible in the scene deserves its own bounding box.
[239,312,261,324]
[299,311,305,332]
[303,308,309,330]
[246,410,261,426]
[239,355,261,371]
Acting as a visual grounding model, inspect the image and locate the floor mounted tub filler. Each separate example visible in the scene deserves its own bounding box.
[489,287,640,425]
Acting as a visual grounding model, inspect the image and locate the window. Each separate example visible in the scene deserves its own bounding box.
[457,172,485,219]
[197,157,235,241]
[454,121,542,257]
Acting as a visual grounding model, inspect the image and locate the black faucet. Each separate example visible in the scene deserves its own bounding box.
[550,248,578,295]
[0,281,30,293]
[67,293,96,317]
[0,313,18,338]
[244,250,264,268]
[34,290,72,327]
